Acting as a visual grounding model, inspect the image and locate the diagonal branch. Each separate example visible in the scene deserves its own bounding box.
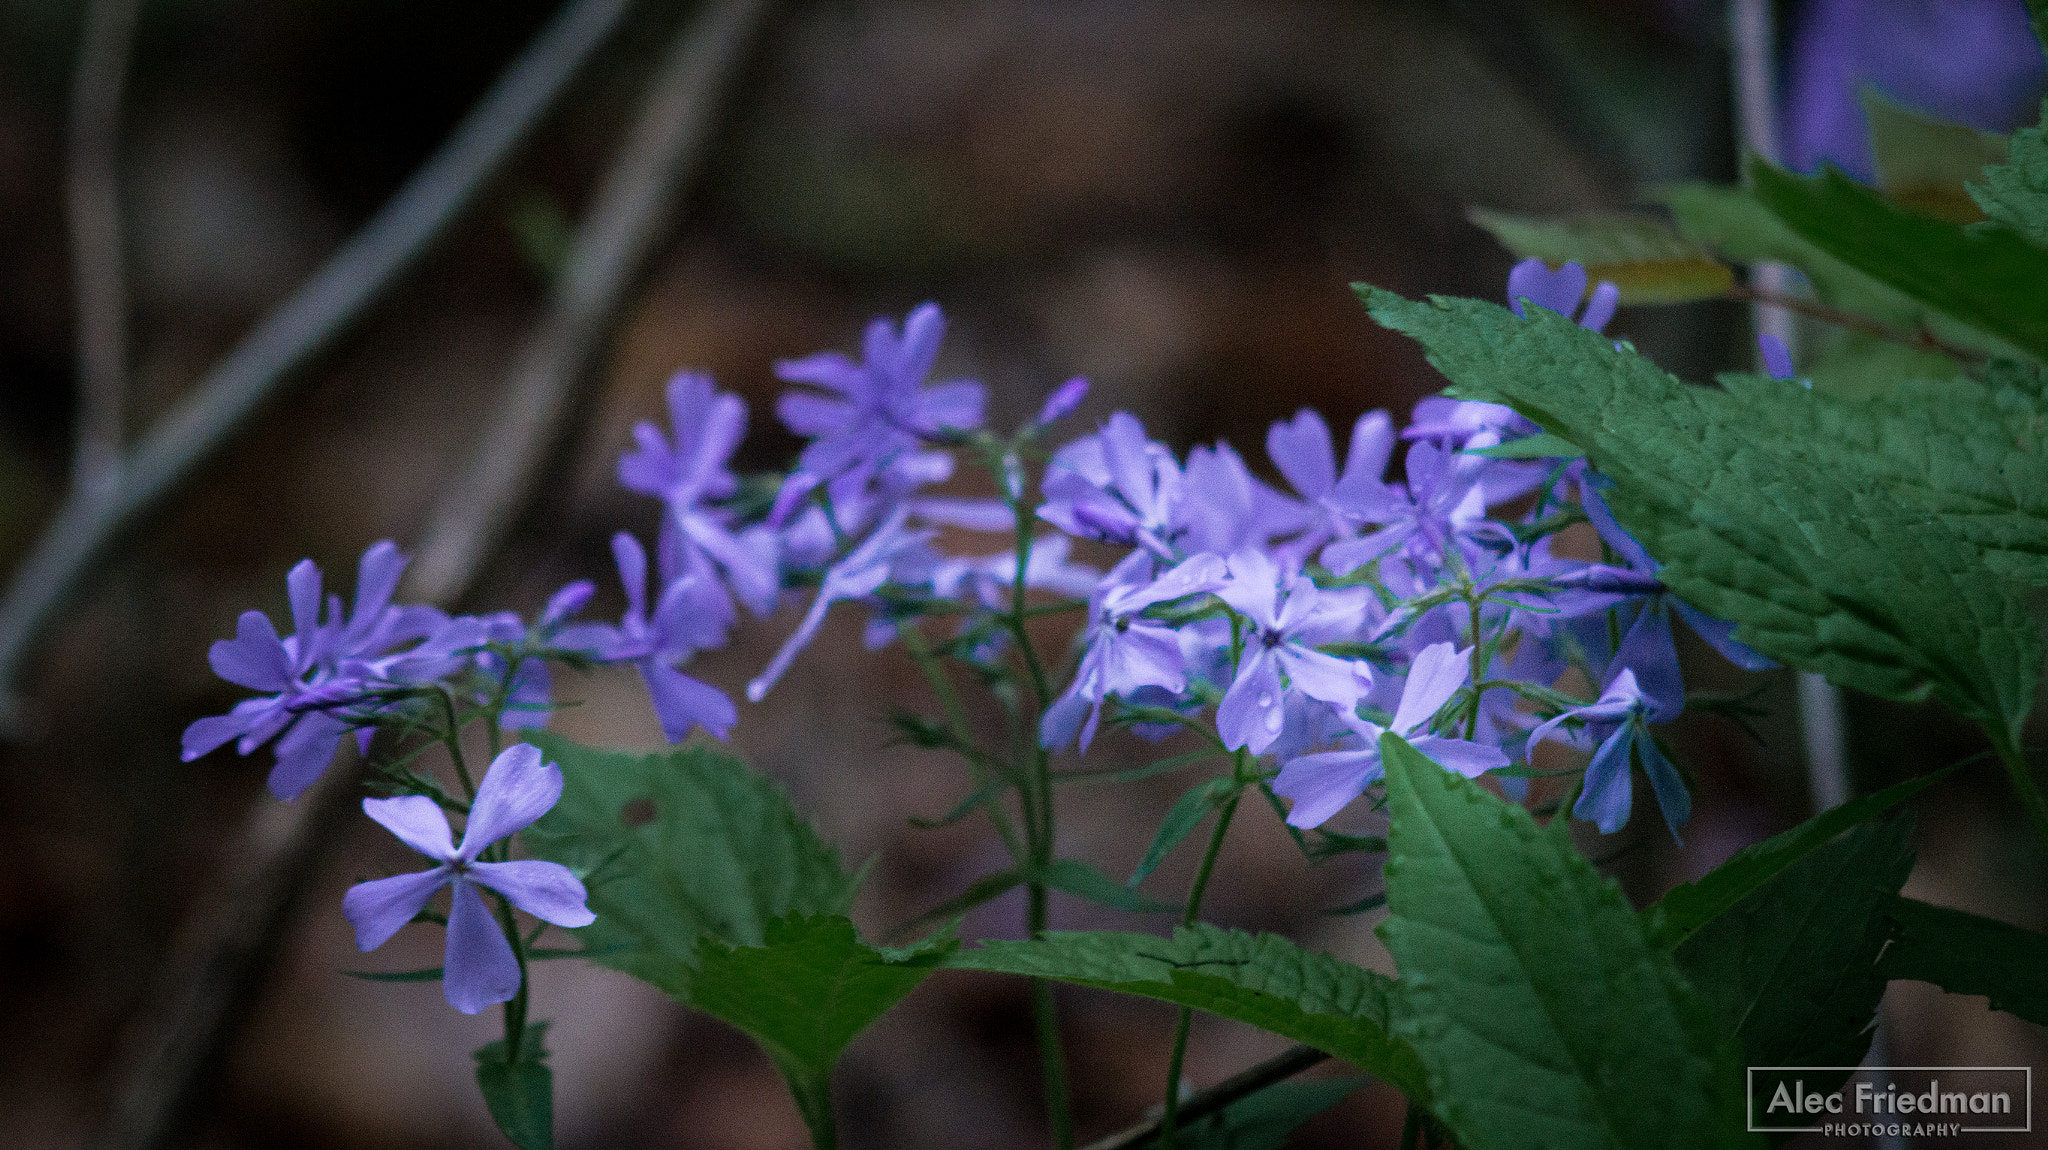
[66,0,143,498]
[91,5,781,1147]
[405,0,780,606]
[0,0,634,725]
[1079,1044,1331,1150]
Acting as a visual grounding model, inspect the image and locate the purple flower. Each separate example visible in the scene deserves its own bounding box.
[1177,440,1311,556]
[1272,642,1507,828]
[1525,668,1689,839]
[619,372,780,618]
[1758,333,1796,381]
[748,507,936,702]
[1038,412,1184,559]
[1319,439,1492,577]
[774,302,986,486]
[1264,408,1394,561]
[1213,549,1376,755]
[1041,551,1228,751]
[342,743,596,1014]
[1034,376,1090,427]
[1506,258,1618,333]
[588,532,737,742]
[930,534,1102,611]
[183,541,441,800]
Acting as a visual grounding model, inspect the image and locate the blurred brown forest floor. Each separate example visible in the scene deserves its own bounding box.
[0,1,2043,1147]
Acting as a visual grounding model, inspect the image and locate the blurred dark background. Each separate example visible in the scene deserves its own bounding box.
[1,0,2045,1147]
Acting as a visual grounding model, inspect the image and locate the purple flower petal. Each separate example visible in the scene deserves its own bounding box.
[1578,280,1619,333]
[342,866,452,952]
[208,611,295,692]
[467,860,596,928]
[1672,601,1778,672]
[1273,747,1384,828]
[182,696,280,761]
[363,794,457,860]
[1340,410,1395,486]
[1267,409,1336,499]
[641,657,737,742]
[1507,258,1587,319]
[1409,734,1509,778]
[443,879,522,1014]
[1636,727,1691,842]
[1035,376,1089,426]
[286,558,324,657]
[1758,333,1795,380]
[1609,605,1685,722]
[266,711,349,800]
[1275,647,1372,709]
[1573,725,1637,834]
[1392,642,1468,735]
[1218,646,1287,753]
[612,533,649,624]
[458,744,562,858]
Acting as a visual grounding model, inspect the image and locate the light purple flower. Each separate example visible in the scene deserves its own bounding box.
[748,507,936,702]
[1272,641,1507,828]
[1041,551,1228,751]
[1758,333,1795,381]
[1177,440,1311,556]
[1319,439,1491,577]
[1525,668,1689,839]
[1034,376,1090,427]
[588,532,737,742]
[342,743,596,1014]
[1038,412,1183,560]
[1507,258,1618,333]
[1213,549,1376,755]
[1264,408,1394,561]
[774,302,986,485]
[619,372,780,618]
[183,541,441,800]
[930,533,1102,610]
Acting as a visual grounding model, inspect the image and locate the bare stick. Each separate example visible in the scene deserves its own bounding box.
[0,0,633,722]
[405,0,780,606]
[66,0,142,498]
[1079,1044,1331,1150]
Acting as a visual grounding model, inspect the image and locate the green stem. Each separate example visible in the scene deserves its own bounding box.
[491,891,530,1063]
[900,622,1023,858]
[1988,725,2048,857]
[1159,784,1242,1150]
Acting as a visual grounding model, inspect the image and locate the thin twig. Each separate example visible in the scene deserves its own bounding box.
[1723,284,1986,364]
[1080,1044,1331,1150]
[405,0,781,606]
[66,0,142,498]
[0,0,634,727]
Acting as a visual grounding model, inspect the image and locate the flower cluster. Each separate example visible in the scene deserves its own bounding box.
[185,260,1773,1016]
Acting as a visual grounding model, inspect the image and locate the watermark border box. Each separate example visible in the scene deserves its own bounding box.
[1747,1066,2032,1134]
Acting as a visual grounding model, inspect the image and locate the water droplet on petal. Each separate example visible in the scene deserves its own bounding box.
[1257,692,1273,709]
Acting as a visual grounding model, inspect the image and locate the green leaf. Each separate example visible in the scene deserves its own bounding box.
[474,1024,553,1150]
[1970,98,2048,245]
[1673,817,1914,1087]
[1129,777,1237,887]
[1375,734,1749,1150]
[1862,88,2009,223]
[1032,857,1177,913]
[1879,896,2048,1027]
[1168,1077,1365,1150]
[690,913,948,1146]
[944,924,1430,1102]
[1750,159,2048,360]
[1643,767,1952,948]
[1356,287,2042,742]
[1466,209,1734,303]
[518,731,860,998]
[1463,431,1584,459]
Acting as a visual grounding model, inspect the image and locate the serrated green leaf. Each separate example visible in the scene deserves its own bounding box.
[1357,287,2042,741]
[1129,778,1236,887]
[944,924,1429,1102]
[1673,817,1914,1091]
[1970,98,2048,245]
[1375,734,1751,1150]
[518,731,860,997]
[1643,767,1950,948]
[1751,159,2048,360]
[691,913,946,1145]
[1879,895,2048,1026]
[1169,1077,1365,1150]
[475,1024,553,1150]
[1467,209,1734,304]
[1863,88,2009,223]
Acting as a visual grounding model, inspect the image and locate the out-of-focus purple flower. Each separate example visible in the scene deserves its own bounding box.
[748,507,936,703]
[1525,668,1689,839]
[1272,641,1507,827]
[1507,258,1619,333]
[183,542,442,800]
[1038,412,1183,560]
[1041,552,1228,751]
[1034,376,1090,427]
[1264,408,1394,561]
[341,743,595,1014]
[619,372,780,618]
[1785,0,2043,180]
[774,302,986,486]
[586,533,737,742]
[1177,440,1310,556]
[1758,333,1796,381]
[930,534,1102,610]
[1213,549,1376,755]
[1320,439,1494,577]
